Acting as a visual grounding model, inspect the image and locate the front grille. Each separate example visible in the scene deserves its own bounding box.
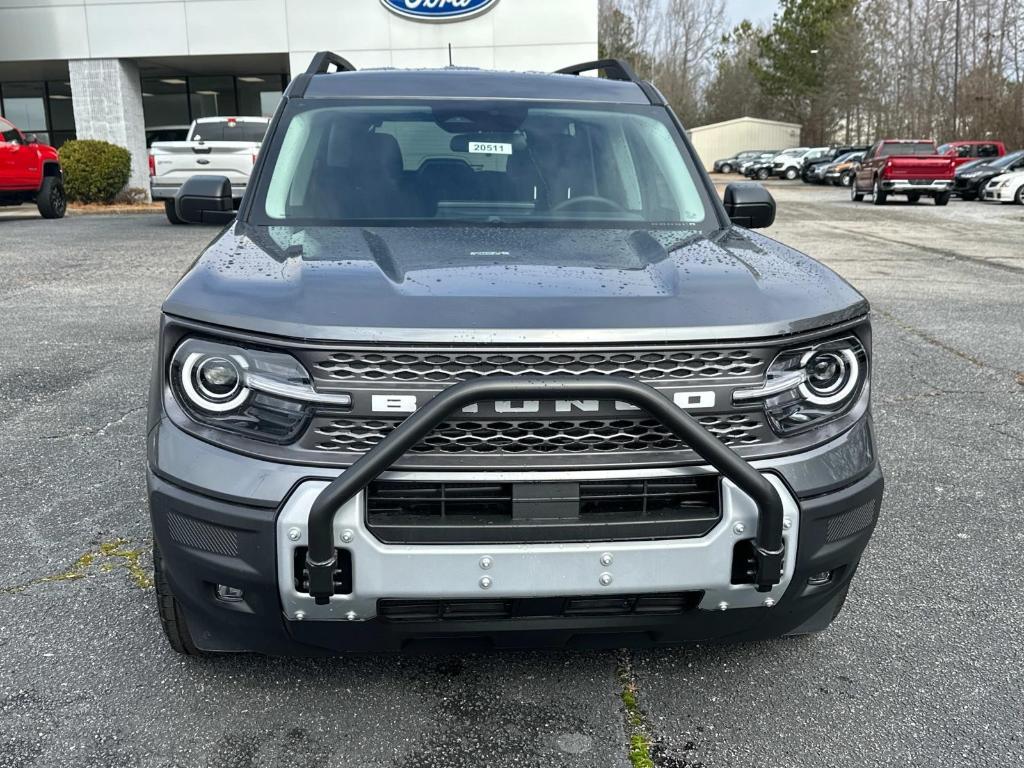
[310,414,765,455]
[365,476,720,543]
[378,593,703,622]
[310,346,764,384]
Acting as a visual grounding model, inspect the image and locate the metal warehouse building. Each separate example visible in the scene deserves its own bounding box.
[689,116,803,171]
[0,0,597,193]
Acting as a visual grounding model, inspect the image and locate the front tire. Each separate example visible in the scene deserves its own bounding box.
[872,177,888,205]
[907,192,921,204]
[720,163,732,174]
[154,543,208,656]
[1015,186,1024,205]
[756,168,770,181]
[934,192,951,206]
[784,167,798,180]
[164,199,187,225]
[37,177,67,219]
[960,190,977,201]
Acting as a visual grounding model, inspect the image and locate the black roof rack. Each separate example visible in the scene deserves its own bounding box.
[305,51,357,76]
[555,58,640,83]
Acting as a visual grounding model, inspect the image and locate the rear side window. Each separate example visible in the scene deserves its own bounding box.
[977,144,999,158]
[0,119,20,143]
[256,100,711,229]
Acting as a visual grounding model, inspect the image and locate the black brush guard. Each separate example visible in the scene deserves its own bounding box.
[305,377,787,604]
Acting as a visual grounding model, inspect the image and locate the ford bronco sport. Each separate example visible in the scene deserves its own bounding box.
[148,54,884,655]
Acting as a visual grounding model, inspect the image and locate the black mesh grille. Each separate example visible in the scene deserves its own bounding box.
[365,477,720,544]
[378,593,703,622]
[310,414,765,455]
[310,346,765,384]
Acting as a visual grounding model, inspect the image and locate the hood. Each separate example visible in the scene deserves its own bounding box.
[162,224,868,343]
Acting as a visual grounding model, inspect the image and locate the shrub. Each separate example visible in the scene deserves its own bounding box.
[59,140,132,204]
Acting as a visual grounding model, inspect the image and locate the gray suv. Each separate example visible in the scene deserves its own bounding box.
[148,54,883,655]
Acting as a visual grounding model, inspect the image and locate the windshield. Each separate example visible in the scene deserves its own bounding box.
[252,100,711,229]
[192,121,268,142]
[878,142,936,157]
[831,152,858,165]
[991,150,1024,168]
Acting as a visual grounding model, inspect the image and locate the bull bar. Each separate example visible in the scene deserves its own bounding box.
[304,376,789,604]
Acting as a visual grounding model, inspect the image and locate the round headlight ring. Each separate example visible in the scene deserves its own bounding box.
[180,351,250,413]
[798,347,859,405]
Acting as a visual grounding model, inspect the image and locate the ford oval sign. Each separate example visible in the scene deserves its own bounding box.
[380,0,500,22]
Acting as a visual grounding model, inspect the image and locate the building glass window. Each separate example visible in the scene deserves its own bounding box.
[1,81,48,144]
[47,80,76,147]
[190,76,237,120]
[237,75,284,118]
[142,77,190,131]
[142,74,284,144]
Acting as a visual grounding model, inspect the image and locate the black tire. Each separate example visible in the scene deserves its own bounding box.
[934,192,951,206]
[756,168,770,181]
[784,167,798,180]
[164,199,187,225]
[36,176,66,219]
[1015,186,1024,205]
[906,192,921,204]
[851,178,864,202]
[872,177,887,205]
[960,190,977,201]
[840,171,854,187]
[720,163,732,174]
[154,543,208,656]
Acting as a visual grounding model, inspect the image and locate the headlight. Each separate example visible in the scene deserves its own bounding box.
[169,338,349,443]
[734,336,867,436]
[997,178,1012,188]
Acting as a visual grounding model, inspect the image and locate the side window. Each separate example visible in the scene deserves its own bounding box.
[0,120,21,144]
[957,145,972,157]
[977,144,999,158]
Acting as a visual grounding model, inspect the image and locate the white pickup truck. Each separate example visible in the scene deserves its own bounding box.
[149,116,269,224]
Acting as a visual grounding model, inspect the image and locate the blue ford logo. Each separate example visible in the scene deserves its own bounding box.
[380,0,500,22]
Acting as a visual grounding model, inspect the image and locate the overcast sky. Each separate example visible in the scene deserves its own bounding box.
[723,0,779,28]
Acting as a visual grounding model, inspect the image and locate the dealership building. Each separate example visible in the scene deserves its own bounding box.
[0,0,597,192]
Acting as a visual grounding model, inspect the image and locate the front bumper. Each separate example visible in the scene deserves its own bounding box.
[982,185,1017,202]
[880,179,952,193]
[148,417,883,654]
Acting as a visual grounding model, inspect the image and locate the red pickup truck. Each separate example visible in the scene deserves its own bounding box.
[0,117,66,218]
[851,139,956,206]
[937,140,1006,168]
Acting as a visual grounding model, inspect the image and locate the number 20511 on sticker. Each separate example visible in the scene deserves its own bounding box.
[468,141,513,155]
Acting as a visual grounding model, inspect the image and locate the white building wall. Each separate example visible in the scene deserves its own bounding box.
[0,0,598,74]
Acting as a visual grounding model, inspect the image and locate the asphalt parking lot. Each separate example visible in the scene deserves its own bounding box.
[1,186,1022,767]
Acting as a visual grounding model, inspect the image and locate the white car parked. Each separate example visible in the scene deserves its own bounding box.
[981,171,1024,204]
[149,116,270,223]
[771,146,830,180]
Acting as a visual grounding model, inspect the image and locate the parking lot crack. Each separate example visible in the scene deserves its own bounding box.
[874,308,1014,377]
[1,537,152,594]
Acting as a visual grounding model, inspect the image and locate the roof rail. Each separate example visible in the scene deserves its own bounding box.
[555,58,640,83]
[305,51,357,76]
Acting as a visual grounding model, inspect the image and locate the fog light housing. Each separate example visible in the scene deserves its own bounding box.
[215,584,245,603]
[807,570,833,586]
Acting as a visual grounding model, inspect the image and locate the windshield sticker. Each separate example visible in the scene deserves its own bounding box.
[468,141,512,155]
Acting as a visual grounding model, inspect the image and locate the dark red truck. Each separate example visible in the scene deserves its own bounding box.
[0,117,66,218]
[851,139,955,206]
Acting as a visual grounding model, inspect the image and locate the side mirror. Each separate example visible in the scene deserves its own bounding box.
[176,175,235,225]
[24,133,38,144]
[723,182,776,229]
